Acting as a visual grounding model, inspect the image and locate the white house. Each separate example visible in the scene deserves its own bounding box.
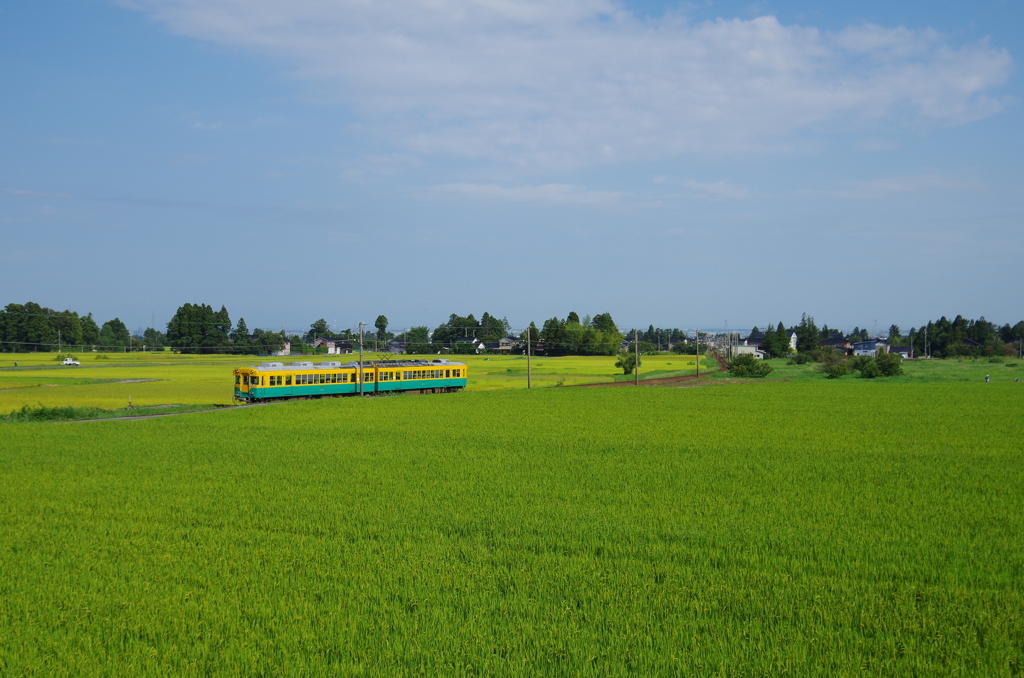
[852,340,889,357]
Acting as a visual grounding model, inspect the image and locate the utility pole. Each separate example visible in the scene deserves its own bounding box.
[358,322,364,396]
[58,329,61,353]
[634,329,639,386]
[924,326,928,359]
[526,326,532,389]
[695,329,700,379]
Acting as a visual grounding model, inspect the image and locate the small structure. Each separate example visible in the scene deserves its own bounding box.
[890,346,912,359]
[485,337,520,353]
[821,334,854,355]
[729,344,766,360]
[852,340,889,357]
[313,338,353,355]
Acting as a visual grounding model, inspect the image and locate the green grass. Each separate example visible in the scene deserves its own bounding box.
[1,384,1021,675]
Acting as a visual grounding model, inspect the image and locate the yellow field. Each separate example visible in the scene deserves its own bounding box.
[0,352,709,412]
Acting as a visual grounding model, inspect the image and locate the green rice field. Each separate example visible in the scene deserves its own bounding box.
[1,375,1021,675]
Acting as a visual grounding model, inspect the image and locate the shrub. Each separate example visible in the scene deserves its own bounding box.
[824,363,847,379]
[859,360,882,378]
[847,356,872,373]
[728,354,773,378]
[875,351,904,377]
[789,353,813,365]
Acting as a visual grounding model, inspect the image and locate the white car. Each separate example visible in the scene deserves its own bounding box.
[62,358,80,366]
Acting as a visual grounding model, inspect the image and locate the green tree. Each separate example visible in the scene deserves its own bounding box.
[230,318,252,353]
[305,318,331,344]
[101,318,131,350]
[166,303,230,354]
[888,324,901,344]
[375,315,389,343]
[404,326,433,354]
[142,327,166,350]
[796,314,819,353]
[251,329,286,355]
[615,350,640,375]
[81,313,100,347]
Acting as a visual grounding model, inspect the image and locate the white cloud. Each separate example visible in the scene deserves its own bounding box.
[683,180,751,199]
[431,182,626,205]
[802,175,982,199]
[1,188,72,199]
[121,1,1012,167]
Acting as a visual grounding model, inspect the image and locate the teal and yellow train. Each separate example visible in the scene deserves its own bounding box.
[234,358,467,402]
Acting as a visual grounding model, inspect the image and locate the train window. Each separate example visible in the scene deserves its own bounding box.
[286,375,292,386]
[235,375,240,385]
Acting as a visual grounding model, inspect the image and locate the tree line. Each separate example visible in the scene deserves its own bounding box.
[6,300,1022,359]
[1,302,137,352]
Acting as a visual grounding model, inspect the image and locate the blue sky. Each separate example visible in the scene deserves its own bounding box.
[2,0,1021,336]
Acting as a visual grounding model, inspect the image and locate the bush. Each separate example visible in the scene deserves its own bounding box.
[4,404,106,422]
[875,351,904,377]
[814,348,846,368]
[847,356,872,373]
[728,354,773,378]
[824,363,847,379]
[788,353,813,365]
[859,360,882,378]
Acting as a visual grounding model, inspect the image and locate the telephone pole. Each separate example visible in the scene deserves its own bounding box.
[695,329,700,379]
[634,329,639,386]
[526,326,532,389]
[358,322,364,396]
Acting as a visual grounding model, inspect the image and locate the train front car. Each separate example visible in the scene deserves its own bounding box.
[233,367,259,402]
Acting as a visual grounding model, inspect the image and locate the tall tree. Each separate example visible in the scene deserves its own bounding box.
[795,313,819,353]
[888,324,901,344]
[305,318,331,343]
[230,318,251,353]
[375,315,389,343]
[81,313,100,347]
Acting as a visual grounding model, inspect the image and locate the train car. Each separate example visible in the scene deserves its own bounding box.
[234,358,467,402]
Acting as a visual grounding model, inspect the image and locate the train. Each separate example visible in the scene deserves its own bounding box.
[233,358,467,402]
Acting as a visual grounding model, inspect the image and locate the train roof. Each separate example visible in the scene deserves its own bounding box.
[241,359,467,371]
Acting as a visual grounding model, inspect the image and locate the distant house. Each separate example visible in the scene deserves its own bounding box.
[821,334,854,354]
[729,344,766,360]
[852,340,889,357]
[313,338,353,355]
[388,340,407,355]
[741,330,797,353]
[484,337,519,353]
[272,340,290,357]
[890,346,912,359]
